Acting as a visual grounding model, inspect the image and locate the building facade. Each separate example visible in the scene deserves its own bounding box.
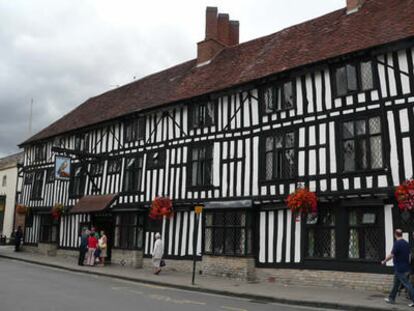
[0,152,23,242]
[18,0,414,286]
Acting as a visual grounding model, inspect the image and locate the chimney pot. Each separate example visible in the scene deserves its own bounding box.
[197,7,240,65]
[346,0,365,14]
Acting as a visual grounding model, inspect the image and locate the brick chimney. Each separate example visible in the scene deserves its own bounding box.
[346,0,365,14]
[197,7,239,65]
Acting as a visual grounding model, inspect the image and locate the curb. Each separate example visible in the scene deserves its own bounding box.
[0,254,396,311]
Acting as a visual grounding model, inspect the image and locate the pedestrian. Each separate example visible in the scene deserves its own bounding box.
[78,228,89,266]
[14,226,23,252]
[151,232,164,275]
[382,228,414,307]
[98,230,107,266]
[86,231,98,266]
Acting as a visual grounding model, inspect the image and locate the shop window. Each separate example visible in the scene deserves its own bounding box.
[124,117,145,143]
[188,144,213,187]
[31,171,44,200]
[334,60,375,97]
[261,80,296,114]
[114,213,144,250]
[306,208,336,259]
[342,116,383,172]
[263,131,296,180]
[204,210,253,256]
[39,215,58,243]
[348,209,383,261]
[146,150,166,170]
[123,156,143,193]
[188,100,216,129]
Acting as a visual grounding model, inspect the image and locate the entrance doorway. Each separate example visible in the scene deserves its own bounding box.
[91,214,114,262]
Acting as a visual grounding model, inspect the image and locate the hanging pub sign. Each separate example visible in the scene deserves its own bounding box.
[55,156,71,180]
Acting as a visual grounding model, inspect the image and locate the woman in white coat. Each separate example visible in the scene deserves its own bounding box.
[151,232,164,274]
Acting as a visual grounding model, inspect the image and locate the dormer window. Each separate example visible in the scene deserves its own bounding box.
[334,60,375,97]
[124,117,145,143]
[261,80,296,114]
[189,100,216,129]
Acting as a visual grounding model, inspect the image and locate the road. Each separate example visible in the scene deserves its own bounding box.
[0,258,332,311]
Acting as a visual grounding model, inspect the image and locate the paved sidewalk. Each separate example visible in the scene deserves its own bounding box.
[0,246,408,311]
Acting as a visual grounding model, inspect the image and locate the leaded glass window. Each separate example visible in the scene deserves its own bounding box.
[114,213,144,250]
[31,171,44,200]
[123,156,143,193]
[263,131,296,180]
[261,80,296,113]
[146,150,166,170]
[342,116,383,172]
[204,210,252,256]
[348,209,383,261]
[189,144,213,187]
[189,100,216,129]
[69,164,86,197]
[124,117,146,143]
[107,159,121,174]
[306,208,336,259]
[334,60,375,96]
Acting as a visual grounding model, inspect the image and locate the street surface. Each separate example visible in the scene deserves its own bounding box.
[0,258,333,311]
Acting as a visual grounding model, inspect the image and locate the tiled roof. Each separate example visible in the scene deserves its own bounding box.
[22,0,414,145]
[0,152,23,170]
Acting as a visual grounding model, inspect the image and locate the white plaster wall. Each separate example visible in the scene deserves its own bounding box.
[0,166,18,238]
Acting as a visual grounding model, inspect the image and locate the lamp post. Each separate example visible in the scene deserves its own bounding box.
[192,204,203,285]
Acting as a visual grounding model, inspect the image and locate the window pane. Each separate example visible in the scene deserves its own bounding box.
[265,153,273,180]
[263,87,274,113]
[343,122,354,139]
[355,120,366,135]
[265,137,273,151]
[275,135,283,148]
[335,66,347,96]
[276,87,282,111]
[205,228,213,252]
[343,140,355,171]
[348,229,359,258]
[369,117,381,134]
[206,101,215,125]
[284,149,295,178]
[370,136,383,169]
[283,81,294,109]
[285,132,295,148]
[346,64,358,91]
[361,61,374,90]
[356,139,368,169]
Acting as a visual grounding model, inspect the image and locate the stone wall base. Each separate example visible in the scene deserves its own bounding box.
[144,256,256,281]
[256,268,394,292]
[23,244,58,256]
[111,249,143,268]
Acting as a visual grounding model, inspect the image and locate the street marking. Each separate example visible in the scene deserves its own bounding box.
[149,294,206,305]
[220,306,248,311]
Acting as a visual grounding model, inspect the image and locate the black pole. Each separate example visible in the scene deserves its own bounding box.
[191,213,199,285]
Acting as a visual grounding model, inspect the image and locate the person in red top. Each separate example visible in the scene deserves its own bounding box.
[86,232,98,266]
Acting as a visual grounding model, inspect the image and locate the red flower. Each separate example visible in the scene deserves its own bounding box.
[149,197,173,220]
[396,179,414,211]
[286,187,318,215]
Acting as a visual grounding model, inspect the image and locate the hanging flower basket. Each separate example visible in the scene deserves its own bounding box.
[286,187,318,216]
[395,179,414,212]
[149,197,173,220]
[51,203,64,220]
[16,204,28,215]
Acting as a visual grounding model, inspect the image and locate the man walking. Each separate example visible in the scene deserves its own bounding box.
[78,228,89,266]
[382,229,414,307]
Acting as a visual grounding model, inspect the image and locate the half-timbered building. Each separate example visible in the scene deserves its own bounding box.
[17,0,414,287]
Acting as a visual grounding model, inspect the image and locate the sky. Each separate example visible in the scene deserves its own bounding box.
[0,0,345,157]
